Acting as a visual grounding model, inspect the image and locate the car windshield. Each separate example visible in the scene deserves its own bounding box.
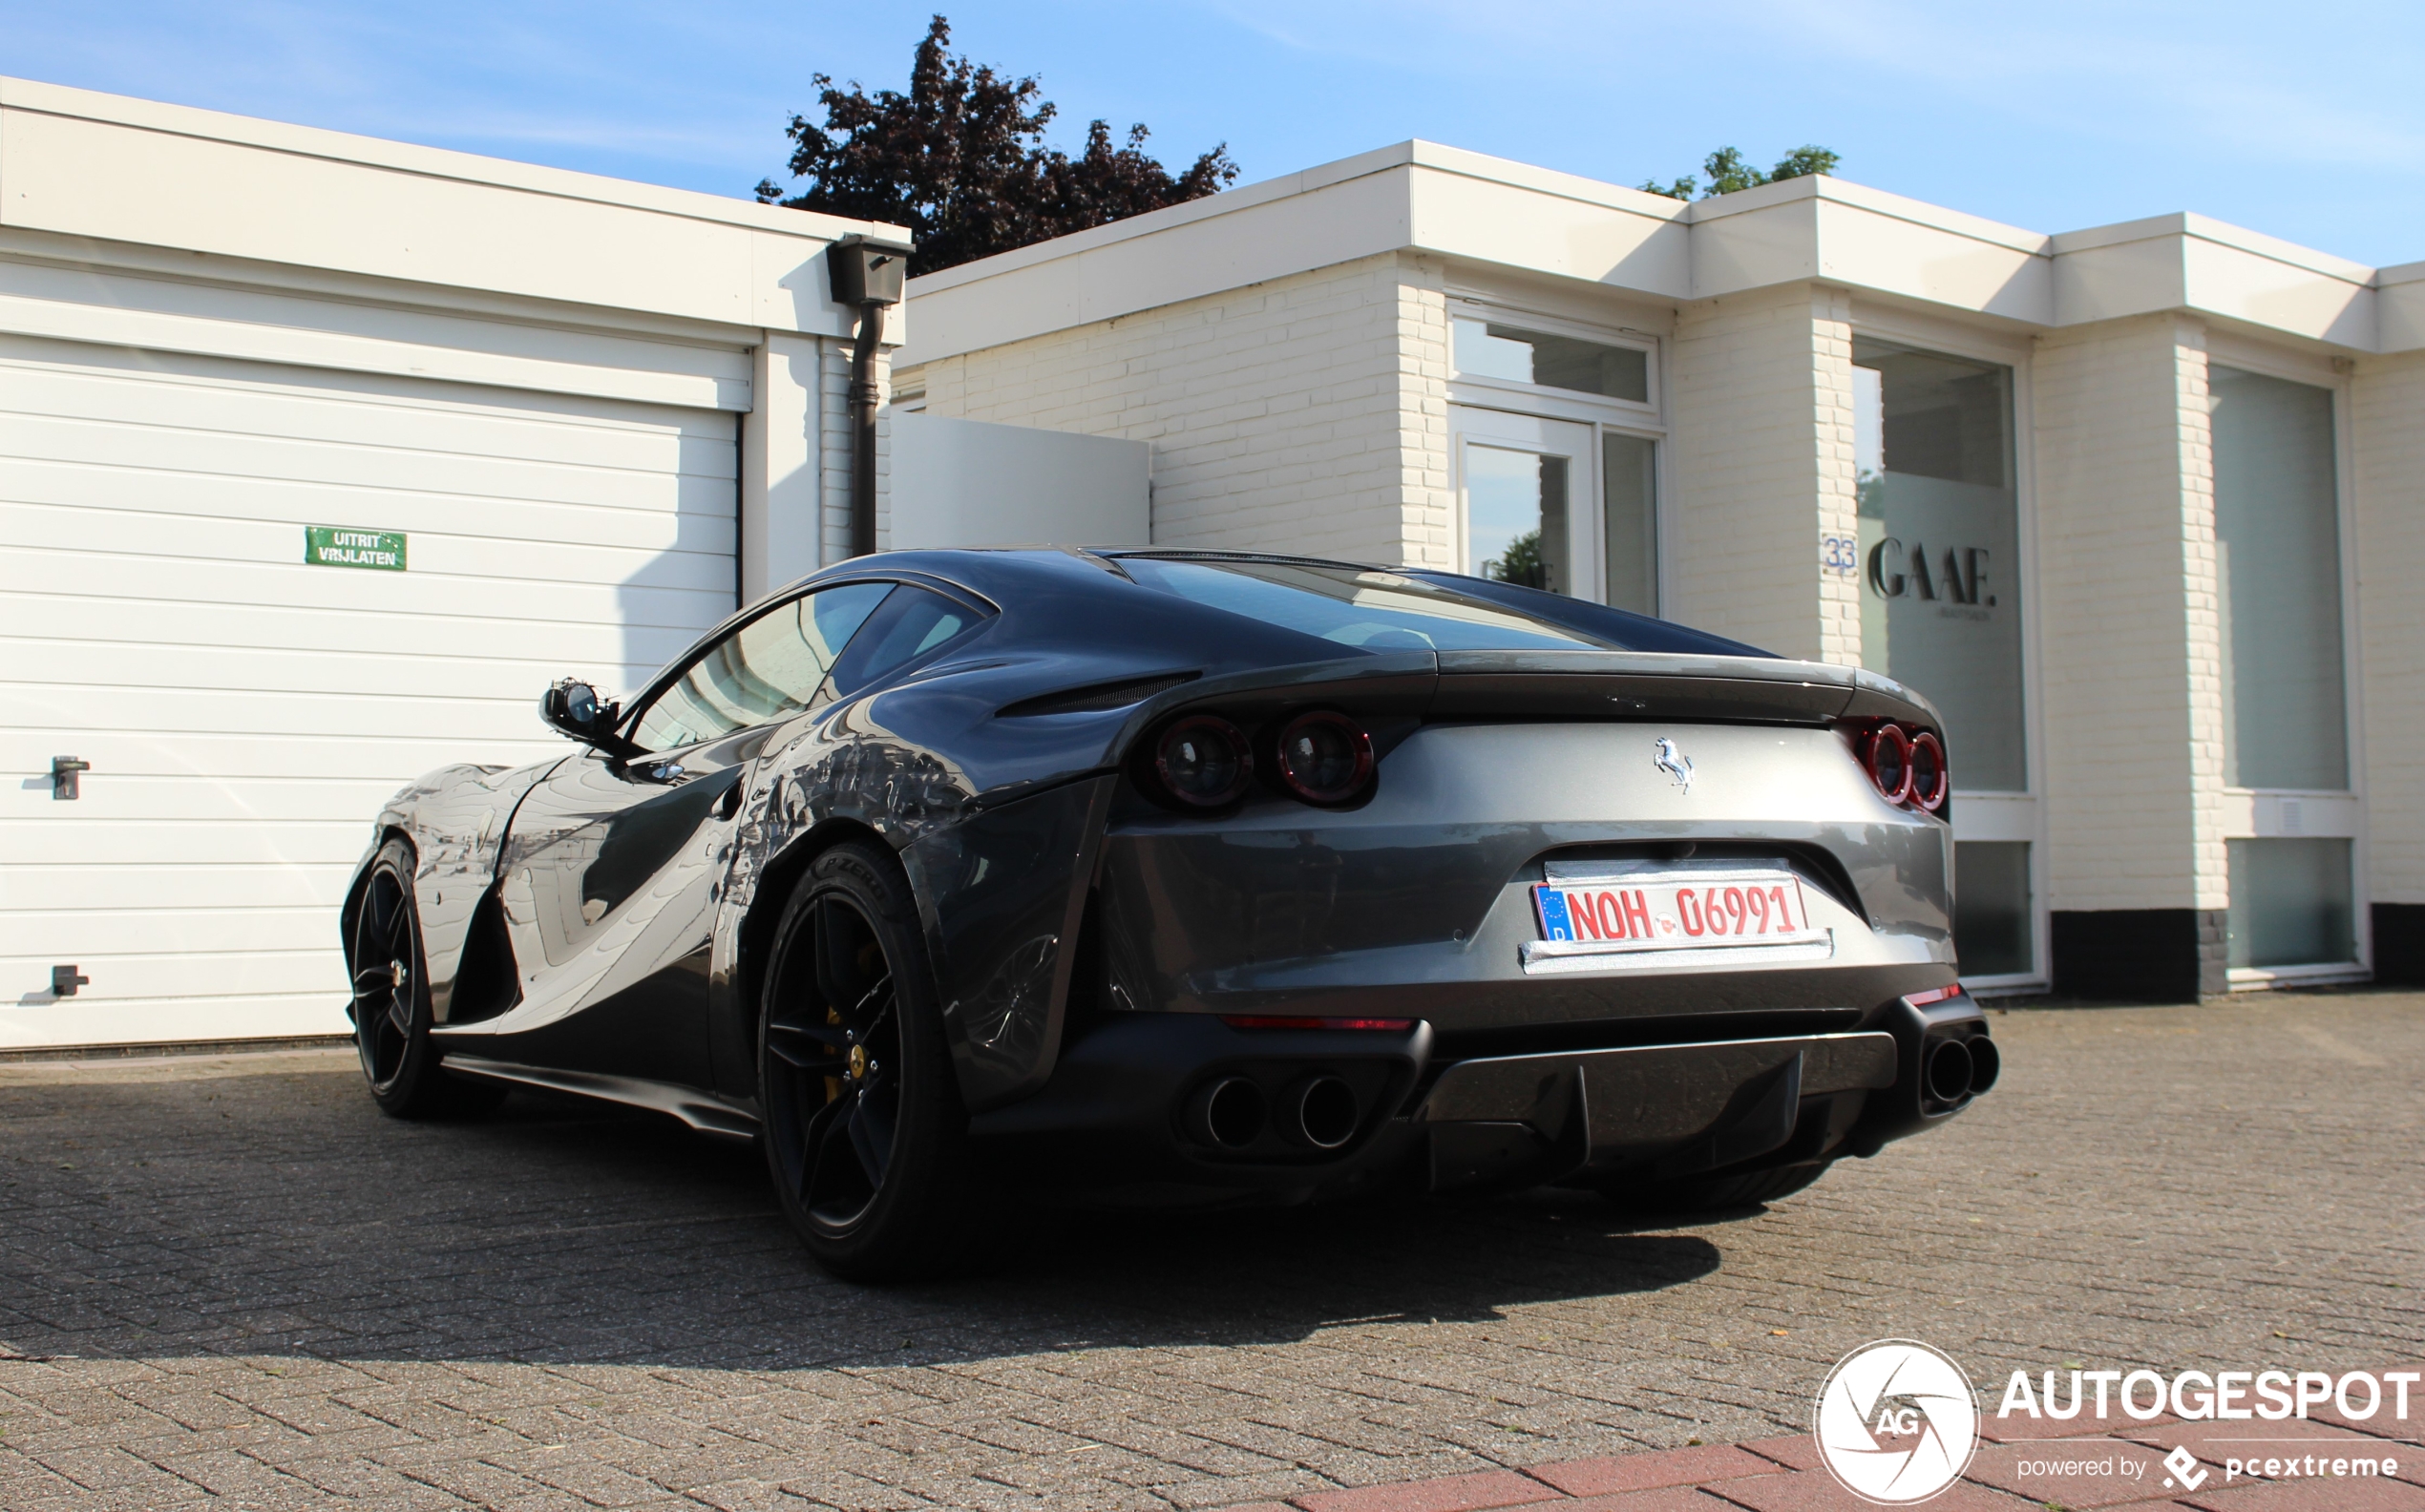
[1116,556,1615,652]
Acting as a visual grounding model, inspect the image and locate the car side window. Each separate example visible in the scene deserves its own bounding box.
[826,585,984,702]
[632,581,894,751]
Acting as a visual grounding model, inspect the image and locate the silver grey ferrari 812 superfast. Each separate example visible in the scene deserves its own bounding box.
[343,549,1995,1278]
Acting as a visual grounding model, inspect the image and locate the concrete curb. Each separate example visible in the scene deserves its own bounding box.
[1211,1389,2425,1512]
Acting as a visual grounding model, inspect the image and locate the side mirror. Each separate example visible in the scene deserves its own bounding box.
[539,679,626,750]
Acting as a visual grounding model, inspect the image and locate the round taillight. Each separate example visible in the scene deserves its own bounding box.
[1154,715,1252,808]
[1866,724,1913,805]
[1908,730,1949,811]
[1274,711,1374,804]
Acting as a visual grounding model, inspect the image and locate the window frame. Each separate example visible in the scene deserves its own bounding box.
[2203,332,2370,988]
[1849,303,2047,996]
[1446,298,1663,425]
[1444,297,1670,620]
[820,578,998,704]
[620,577,900,754]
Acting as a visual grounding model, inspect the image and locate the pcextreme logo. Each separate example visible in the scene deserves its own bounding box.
[1813,1340,1980,1504]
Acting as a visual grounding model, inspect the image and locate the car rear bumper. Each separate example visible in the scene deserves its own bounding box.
[968,992,1995,1204]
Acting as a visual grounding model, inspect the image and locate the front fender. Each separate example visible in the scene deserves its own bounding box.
[342,760,561,1022]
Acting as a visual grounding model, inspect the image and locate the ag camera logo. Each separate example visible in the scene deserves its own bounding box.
[1814,1339,1981,1504]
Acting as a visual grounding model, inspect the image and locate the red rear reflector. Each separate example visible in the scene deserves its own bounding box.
[1904,985,1963,1007]
[1220,1016,1414,1032]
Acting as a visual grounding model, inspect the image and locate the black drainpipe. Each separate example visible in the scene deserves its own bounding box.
[846,302,886,558]
[827,235,913,559]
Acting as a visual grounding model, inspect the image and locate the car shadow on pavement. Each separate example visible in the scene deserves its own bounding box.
[0,1062,1728,1374]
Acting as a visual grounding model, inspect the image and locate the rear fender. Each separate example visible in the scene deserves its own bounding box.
[901,775,1118,1112]
[710,698,923,1102]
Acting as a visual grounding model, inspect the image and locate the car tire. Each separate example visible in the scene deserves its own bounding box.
[348,837,505,1119]
[757,840,975,1282]
[1597,1161,1831,1214]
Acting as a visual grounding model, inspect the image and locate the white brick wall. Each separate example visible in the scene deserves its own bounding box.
[2352,350,2425,904]
[1666,284,1861,662]
[904,254,1449,565]
[2032,314,2226,913]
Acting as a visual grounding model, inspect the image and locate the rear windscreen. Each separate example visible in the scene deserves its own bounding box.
[1115,556,1760,656]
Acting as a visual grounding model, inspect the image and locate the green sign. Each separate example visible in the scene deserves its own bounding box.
[305,526,407,571]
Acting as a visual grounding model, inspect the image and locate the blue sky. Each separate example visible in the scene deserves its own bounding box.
[6,1,2423,265]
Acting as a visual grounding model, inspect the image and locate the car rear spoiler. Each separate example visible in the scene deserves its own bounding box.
[1113,649,1942,732]
[1428,650,1942,728]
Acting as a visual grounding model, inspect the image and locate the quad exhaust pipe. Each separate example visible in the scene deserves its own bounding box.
[1967,1037,2000,1094]
[1183,1073,1363,1151]
[1187,1076,1267,1149]
[1283,1075,1360,1149]
[1926,1036,2001,1104]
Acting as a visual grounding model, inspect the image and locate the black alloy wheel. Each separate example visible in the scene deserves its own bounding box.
[348,837,501,1117]
[759,841,974,1280]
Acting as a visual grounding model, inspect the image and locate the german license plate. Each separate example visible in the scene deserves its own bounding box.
[1531,866,1827,956]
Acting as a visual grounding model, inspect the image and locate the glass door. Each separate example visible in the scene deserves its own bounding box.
[1851,335,2040,989]
[1453,409,1601,600]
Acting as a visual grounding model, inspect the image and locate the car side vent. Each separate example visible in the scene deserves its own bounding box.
[996,671,1200,718]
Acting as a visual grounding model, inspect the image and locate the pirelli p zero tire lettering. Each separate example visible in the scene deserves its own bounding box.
[758,840,977,1282]
[348,837,504,1120]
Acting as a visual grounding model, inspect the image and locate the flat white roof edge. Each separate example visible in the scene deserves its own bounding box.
[908,136,2406,321]
[0,75,907,246]
[1692,174,2055,257]
[911,140,1726,300]
[0,224,777,347]
[905,142,1425,296]
[1403,141,1693,220]
[2053,212,2378,285]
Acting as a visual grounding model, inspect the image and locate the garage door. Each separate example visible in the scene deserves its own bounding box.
[0,334,740,1049]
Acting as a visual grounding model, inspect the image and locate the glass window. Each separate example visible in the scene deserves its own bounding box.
[2227,838,2354,968]
[1454,319,1650,403]
[1603,432,1657,618]
[1119,554,1751,656]
[827,584,983,700]
[632,581,892,750]
[2211,367,2346,790]
[1953,842,2033,976]
[1467,447,1571,593]
[1853,339,2027,791]
[1121,556,1608,651]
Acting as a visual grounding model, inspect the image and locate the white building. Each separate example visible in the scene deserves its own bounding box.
[896,141,2425,1002]
[0,79,905,1050]
[6,87,2419,1049]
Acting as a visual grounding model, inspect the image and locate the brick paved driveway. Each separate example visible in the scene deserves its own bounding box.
[0,993,2417,1511]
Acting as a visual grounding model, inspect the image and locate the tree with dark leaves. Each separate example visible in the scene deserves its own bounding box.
[756,15,1238,275]
[1639,145,1840,201]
